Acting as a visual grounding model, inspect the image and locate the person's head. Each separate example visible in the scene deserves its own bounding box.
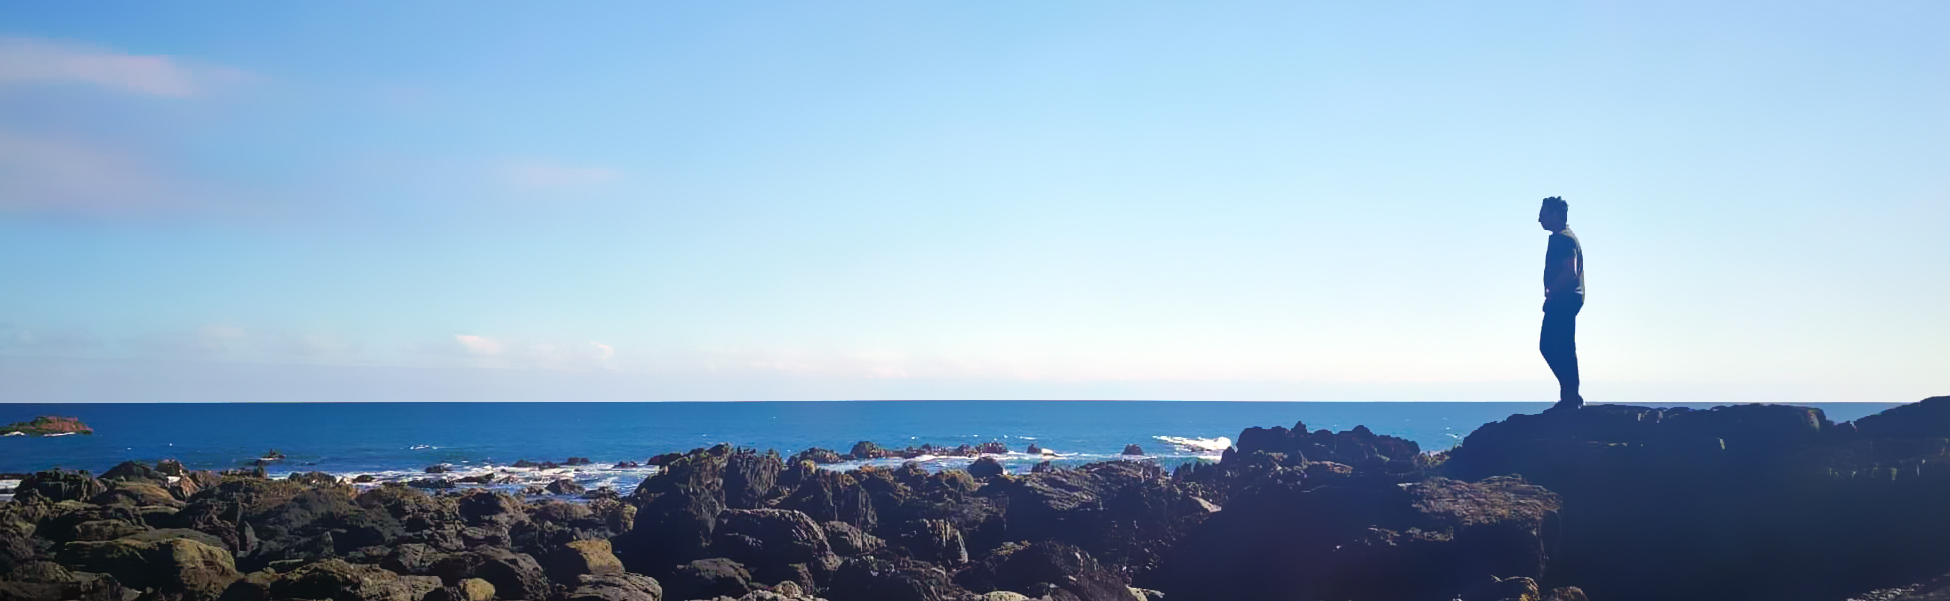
[1538,196,1568,231]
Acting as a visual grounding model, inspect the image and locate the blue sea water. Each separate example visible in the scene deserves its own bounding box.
[0,401,1903,495]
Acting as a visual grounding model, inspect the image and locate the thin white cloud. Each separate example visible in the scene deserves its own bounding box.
[0,36,233,97]
[504,161,624,190]
[127,326,247,355]
[0,131,192,215]
[455,334,503,356]
[0,325,105,352]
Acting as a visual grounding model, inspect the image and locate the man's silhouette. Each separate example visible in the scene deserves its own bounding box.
[1538,196,1584,411]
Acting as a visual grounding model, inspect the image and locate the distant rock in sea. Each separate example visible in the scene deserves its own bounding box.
[0,415,94,436]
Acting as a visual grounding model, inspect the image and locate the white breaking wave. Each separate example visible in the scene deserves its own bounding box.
[1153,435,1232,453]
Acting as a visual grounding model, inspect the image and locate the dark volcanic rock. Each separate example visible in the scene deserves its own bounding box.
[959,541,1138,601]
[173,479,404,571]
[790,448,844,465]
[511,460,539,468]
[101,461,168,484]
[424,465,450,474]
[998,461,1218,584]
[976,441,1010,455]
[711,509,836,586]
[565,457,594,466]
[1435,402,1950,601]
[0,560,130,601]
[663,558,752,600]
[547,479,586,495]
[895,519,969,566]
[828,556,968,601]
[968,456,1006,479]
[546,538,624,584]
[1160,476,1560,601]
[13,470,108,504]
[1851,396,1950,439]
[270,558,441,601]
[429,547,552,601]
[821,520,885,557]
[778,470,877,534]
[616,445,730,574]
[55,535,242,601]
[566,572,665,601]
[1122,444,1145,456]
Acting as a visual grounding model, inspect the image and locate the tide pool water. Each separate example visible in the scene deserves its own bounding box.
[0,401,1902,495]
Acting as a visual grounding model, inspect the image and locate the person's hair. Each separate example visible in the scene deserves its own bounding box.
[1541,196,1568,214]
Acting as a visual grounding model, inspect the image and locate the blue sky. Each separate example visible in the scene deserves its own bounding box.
[1,2,1944,402]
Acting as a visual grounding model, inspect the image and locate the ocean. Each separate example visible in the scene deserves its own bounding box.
[0,401,1902,497]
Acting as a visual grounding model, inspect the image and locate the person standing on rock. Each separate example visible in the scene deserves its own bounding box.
[1538,196,1585,411]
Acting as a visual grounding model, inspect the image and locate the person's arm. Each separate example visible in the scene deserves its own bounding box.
[1546,255,1580,296]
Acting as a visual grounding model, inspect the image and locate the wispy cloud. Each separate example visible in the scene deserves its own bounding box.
[0,36,238,97]
[0,325,105,353]
[0,131,193,216]
[503,161,624,190]
[127,326,247,355]
[417,334,618,370]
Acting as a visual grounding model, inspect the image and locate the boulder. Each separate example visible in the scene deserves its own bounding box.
[790,448,844,465]
[102,461,168,484]
[999,461,1216,582]
[967,457,1005,479]
[0,560,130,601]
[895,519,968,566]
[1159,476,1560,601]
[547,479,586,495]
[827,557,968,601]
[93,482,182,508]
[617,446,729,573]
[425,465,451,474]
[710,508,836,586]
[13,470,108,504]
[547,538,624,583]
[567,572,665,601]
[429,547,552,601]
[977,442,1010,455]
[269,558,442,601]
[565,457,594,466]
[512,460,540,468]
[821,521,885,557]
[56,536,241,601]
[778,471,876,534]
[958,541,1138,601]
[1122,445,1145,456]
[663,558,752,601]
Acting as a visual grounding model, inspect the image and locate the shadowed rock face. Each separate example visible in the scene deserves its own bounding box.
[1159,475,1560,601]
[1437,399,1950,601]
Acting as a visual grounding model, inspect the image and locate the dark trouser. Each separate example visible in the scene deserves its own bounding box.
[1541,298,1583,403]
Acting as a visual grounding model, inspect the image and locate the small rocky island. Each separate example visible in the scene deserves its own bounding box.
[4,397,1950,601]
[0,416,92,437]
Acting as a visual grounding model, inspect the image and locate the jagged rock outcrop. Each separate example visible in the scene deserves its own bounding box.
[1160,475,1560,601]
[1439,399,1950,601]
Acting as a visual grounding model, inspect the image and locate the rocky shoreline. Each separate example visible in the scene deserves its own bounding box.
[3,397,1949,601]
